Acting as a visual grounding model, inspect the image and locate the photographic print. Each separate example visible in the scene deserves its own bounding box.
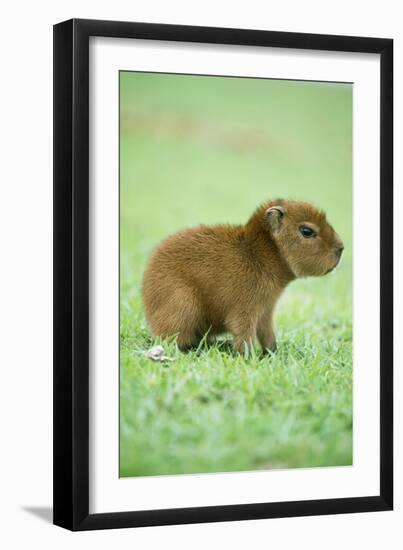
[119,71,353,478]
[54,19,392,530]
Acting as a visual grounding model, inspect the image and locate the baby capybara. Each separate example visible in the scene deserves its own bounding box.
[142,199,344,354]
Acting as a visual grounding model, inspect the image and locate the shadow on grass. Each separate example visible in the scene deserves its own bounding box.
[187,337,278,360]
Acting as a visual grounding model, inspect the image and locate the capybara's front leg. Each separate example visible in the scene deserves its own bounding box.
[227,313,258,356]
[257,309,277,353]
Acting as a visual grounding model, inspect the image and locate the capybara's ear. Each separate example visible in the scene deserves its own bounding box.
[266,206,284,231]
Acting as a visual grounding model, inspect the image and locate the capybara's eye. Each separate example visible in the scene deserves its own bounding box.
[299,225,316,238]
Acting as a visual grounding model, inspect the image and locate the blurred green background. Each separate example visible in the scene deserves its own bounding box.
[120,72,352,477]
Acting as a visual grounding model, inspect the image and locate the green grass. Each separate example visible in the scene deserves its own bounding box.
[120,72,353,477]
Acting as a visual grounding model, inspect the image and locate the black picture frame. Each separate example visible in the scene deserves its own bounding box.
[53,18,393,531]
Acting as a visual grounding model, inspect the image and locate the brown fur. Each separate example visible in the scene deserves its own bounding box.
[142,199,344,354]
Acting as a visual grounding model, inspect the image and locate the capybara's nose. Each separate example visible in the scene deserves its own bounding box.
[336,243,344,257]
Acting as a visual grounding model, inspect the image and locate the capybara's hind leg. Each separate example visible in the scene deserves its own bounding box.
[151,286,202,351]
[176,330,199,351]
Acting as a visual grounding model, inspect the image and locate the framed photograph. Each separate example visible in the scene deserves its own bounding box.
[53,19,393,530]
